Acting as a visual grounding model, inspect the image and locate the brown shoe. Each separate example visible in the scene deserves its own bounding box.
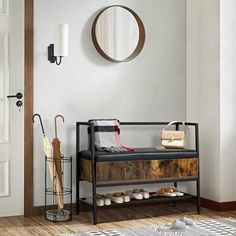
[105,193,124,204]
[156,187,177,197]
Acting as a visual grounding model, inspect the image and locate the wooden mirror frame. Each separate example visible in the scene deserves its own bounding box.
[92,5,145,62]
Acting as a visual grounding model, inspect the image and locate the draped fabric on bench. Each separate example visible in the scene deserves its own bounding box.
[89,119,134,152]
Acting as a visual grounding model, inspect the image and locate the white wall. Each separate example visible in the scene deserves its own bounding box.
[33,0,187,206]
[187,0,236,203]
[220,0,236,202]
[187,0,221,201]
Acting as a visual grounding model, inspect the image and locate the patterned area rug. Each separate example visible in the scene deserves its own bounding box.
[59,218,236,236]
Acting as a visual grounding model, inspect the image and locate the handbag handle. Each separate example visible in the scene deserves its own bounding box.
[162,121,187,133]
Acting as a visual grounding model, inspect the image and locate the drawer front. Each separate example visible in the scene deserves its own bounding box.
[80,158,198,184]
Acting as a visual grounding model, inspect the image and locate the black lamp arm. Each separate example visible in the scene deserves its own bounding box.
[48,44,63,65]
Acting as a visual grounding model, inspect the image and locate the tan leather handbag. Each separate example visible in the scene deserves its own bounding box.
[161,121,186,149]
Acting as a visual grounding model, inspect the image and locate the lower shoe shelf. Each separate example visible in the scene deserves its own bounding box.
[79,192,193,208]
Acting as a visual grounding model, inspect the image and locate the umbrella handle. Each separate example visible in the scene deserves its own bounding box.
[55,115,64,138]
[32,113,45,135]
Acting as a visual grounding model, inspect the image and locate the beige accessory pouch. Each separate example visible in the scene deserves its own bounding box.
[161,121,186,149]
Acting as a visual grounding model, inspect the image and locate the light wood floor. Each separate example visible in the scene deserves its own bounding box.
[1,203,236,236]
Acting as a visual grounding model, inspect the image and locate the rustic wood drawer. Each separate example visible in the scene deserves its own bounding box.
[80,157,198,185]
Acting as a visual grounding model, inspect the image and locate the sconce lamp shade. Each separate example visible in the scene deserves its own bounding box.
[54,24,68,57]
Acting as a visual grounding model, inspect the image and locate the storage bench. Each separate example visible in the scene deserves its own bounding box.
[76,122,200,224]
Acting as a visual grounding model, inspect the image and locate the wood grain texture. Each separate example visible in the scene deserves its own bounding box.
[80,158,198,183]
[24,0,34,217]
[0,204,236,235]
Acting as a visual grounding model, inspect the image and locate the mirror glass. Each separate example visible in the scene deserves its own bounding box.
[92,6,145,62]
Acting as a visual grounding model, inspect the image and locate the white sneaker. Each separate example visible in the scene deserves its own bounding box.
[125,190,143,200]
[104,198,111,206]
[96,194,111,206]
[133,189,150,199]
[85,197,104,206]
[96,198,104,206]
[113,192,130,202]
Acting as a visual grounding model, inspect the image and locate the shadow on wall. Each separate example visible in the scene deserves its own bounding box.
[81,9,114,66]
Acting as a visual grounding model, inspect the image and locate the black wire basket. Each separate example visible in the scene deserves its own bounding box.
[45,155,72,222]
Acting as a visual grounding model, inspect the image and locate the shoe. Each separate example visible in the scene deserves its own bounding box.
[125,190,143,200]
[105,193,124,204]
[104,198,111,205]
[170,220,186,229]
[156,187,177,197]
[179,216,194,225]
[133,189,150,199]
[96,198,105,206]
[96,194,111,206]
[85,197,104,206]
[113,192,130,202]
[170,187,184,196]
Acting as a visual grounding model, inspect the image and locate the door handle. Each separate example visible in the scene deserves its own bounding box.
[7,92,23,99]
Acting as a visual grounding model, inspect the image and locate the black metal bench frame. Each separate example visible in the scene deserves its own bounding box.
[76,121,200,225]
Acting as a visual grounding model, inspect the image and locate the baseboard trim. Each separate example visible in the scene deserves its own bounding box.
[199,197,236,211]
[32,197,236,216]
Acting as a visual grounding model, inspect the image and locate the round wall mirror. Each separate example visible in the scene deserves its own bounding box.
[92,5,145,62]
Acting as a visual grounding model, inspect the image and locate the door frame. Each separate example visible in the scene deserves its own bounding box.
[24,0,34,216]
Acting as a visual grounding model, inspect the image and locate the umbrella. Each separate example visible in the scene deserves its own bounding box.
[32,113,63,210]
[52,115,64,202]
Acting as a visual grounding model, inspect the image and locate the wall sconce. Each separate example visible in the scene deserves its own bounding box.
[48,24,68,65]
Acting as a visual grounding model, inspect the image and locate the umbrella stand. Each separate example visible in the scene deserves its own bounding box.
[45,155,72,222]
[33,114,63,210]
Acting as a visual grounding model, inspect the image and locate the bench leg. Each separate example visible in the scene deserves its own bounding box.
[76,181,80,215]
[197,179,201,214]
[172,181,178,206]
[91,159,97,225]
[76,156,80,215]
[92,176,97,224]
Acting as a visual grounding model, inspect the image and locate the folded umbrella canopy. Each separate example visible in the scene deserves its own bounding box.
[32,113,63,210]
[52,115,64,206]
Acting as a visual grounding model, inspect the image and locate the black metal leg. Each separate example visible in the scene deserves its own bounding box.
[195,123,200,214]
[76,180,80,215]
[197,179,201,214]
[90,123,97,225]
[76,124,80,215]
[92,164,97,225]
[76,159,80,215]
[172,182,178,206]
